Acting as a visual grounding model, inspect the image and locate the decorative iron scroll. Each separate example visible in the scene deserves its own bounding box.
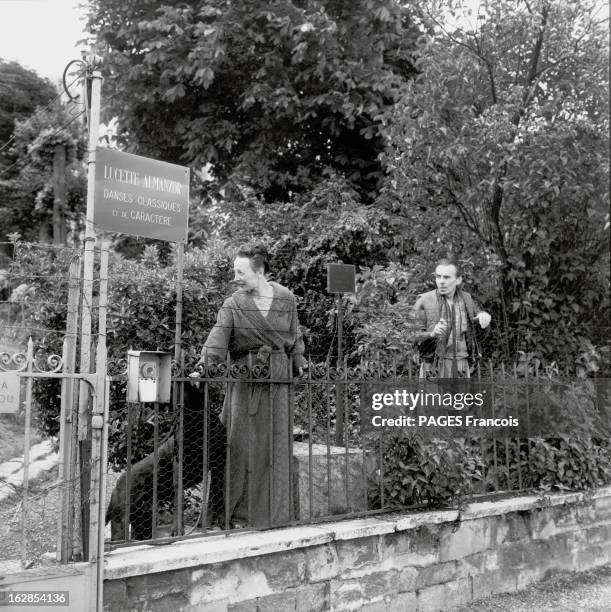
[32,351,63,373]
[194,362,228,378]
[0,351,28,372]
[107,357,128,377]
[171,359,184,377]
[0,349,63,373]
[107,355,403,383]
[189,362,275,380]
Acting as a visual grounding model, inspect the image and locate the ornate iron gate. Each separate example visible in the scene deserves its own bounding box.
[0,242,109,611]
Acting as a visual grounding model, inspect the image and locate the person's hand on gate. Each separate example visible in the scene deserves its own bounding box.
[188,371,201,388]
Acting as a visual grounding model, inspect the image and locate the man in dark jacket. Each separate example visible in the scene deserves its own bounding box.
[412,259,491,378]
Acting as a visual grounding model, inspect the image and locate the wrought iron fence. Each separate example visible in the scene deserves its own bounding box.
[103,356,610,548]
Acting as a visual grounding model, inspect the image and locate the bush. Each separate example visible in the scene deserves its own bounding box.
[105,242,231,468]
[369,435,481,509]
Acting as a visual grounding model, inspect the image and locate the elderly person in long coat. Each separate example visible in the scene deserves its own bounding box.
[198,244,305,527]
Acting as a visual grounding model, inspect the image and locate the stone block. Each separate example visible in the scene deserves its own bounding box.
[126,569,190,603]
[574,504,597,525]
[600,540,611,563]
[439,519,491,561]
[503,512,531,542]
[576,546,604,571]
[336,537,380,574]
[304,544,340,582]
[293,442,367,520]
[382,531,412,558]
[190,560,274,604]
[564,528,587,553]
[594,496,611,520]
[387,592,417,612]
[104,579,127,605]
[521,539,552,569]
[382,526,442,568]
[416,583,446,612]
[256,590,297,612]
[544,532,572,559]
[104,598,134,612]
[585,524,606,544]
[295,582,330,612]
[397,567,418,592]
[416,561,460,588]
[530,511,558,540]
[444,577,472,608]
[382,525,441,567]
[329,578,362,611]
[257,550,307,589]
[461,550,498,574]
[360,600,387,612]
[498,542,524,568]
[471,568,517,600]
[358,570,399,599]
[186,599,229,612]
[552,504,579,530]
[227,600,257,612]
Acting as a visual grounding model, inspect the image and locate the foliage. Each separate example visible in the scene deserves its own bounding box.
[484,436,611,493]
[371,373,611,510]
[0,102,87,244]
[0,60,56,165]
[345,263,418,363]
[370,435,480,508]
[86,0,421,202]
[4,242,80,437]
[381,0,610,364]
[104,242,231,465]
[199,174,402,360]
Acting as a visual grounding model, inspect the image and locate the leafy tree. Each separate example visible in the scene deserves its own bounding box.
[0,60,57,166]
[382,0,610,363]
[0,103,87,244]
[86,0,421,202]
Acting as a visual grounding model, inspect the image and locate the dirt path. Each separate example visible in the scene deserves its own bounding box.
[449,565,611,612]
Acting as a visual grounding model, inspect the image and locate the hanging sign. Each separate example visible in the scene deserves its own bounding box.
[0,372,20,414]
[94,148,190,243]
[327,263,356,293]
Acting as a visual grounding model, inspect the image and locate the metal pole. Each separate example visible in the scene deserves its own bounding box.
[337,294,343,366]
[173,243,184,535]
[97,376,110,612]
[78,63,102,560]
[57,256,80,562]
[79,64,102,437]
[335,294,344,445]
[88,240,108,612]
[88,241,109,557]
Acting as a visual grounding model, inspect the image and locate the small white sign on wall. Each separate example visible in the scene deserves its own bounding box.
[0,372,20,414]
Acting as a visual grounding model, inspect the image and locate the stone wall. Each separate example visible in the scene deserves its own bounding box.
[104,486,611,611]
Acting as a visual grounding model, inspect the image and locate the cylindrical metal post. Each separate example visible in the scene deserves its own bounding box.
[78,66,102,561]
[335,295,344,445]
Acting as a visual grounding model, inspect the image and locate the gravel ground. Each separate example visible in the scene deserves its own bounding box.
[449,565,611,612]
